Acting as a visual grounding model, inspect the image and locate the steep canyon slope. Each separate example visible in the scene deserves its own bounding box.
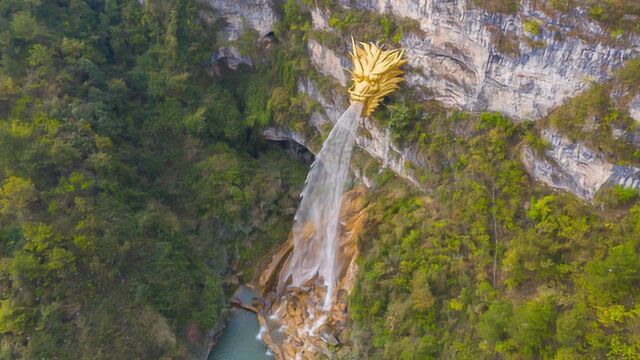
[203,0,640,359]
[204,0,640,198]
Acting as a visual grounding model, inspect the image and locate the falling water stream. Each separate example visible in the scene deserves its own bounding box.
[278,102,363,309]
[209,40,407,358]
[208,104,363,358]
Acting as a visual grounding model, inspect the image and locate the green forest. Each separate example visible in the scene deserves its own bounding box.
[1,0,639,359]
[0,0,307,358]
[348,112,640,359]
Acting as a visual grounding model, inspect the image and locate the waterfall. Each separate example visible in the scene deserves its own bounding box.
[259,42,405,358]
[279,102,363,309]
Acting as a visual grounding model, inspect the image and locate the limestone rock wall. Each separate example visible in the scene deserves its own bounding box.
[629,94,640,122]
[521,129,640,200]
[204,0,640,198]
[296,78,424,188]
[308,40,350,86]
[312,0,639,120]
[201,0,279,68]
[203,0,277,39]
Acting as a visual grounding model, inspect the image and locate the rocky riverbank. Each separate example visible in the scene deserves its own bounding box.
[254,187,368,359]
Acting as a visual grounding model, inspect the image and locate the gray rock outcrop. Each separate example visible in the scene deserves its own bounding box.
[312,0,639,120]
[201,0,279,68]
[265,78,425,188]
[203,0,640,199]
[521,129,639,200]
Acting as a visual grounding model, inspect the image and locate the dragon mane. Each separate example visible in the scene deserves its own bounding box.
[348,38,406,116]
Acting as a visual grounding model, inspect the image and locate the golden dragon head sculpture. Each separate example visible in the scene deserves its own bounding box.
[348,38,406,116]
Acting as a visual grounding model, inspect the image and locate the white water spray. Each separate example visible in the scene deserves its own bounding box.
[278,102,363,309]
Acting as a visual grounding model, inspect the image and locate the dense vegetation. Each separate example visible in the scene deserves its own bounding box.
[1,0,639,359]
[535,55,640,168]
[275,2,640,359]
[0,0,306,358]
[347,110,640,359]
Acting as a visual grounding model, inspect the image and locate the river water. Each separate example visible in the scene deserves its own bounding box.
[209,286,271,360]
[208,308,271,360]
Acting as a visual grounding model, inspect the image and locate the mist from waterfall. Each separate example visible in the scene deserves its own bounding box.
[278,102,363,309]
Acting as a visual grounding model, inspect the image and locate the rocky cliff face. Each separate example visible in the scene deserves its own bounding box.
[296,78,425,187]
[201,0,278,68]
[203,0,277,39]
[521,129,640,200]
[313,0,639,120]
[204,0,639,196]
[629,94,640,122]
[308,40,350,86]
[301,0,640,196]
[264,77,425,188]
[202,0,640,358]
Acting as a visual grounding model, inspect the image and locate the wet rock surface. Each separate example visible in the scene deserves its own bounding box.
[256,187,368,359]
